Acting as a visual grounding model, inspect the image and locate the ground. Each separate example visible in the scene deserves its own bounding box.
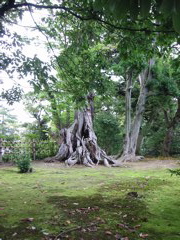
[0,158,180,240]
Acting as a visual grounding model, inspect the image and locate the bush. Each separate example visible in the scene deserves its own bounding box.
[94,112,123,155]
[15,153,32,173]
[168,168,180,176]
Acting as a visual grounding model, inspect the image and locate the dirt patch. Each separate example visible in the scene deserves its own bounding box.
[0,162,14,168]
[0,158,179,170]
[122,158,180,170]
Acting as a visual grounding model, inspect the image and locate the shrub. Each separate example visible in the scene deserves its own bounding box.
[15,153,32,173]
[168,168,180,176]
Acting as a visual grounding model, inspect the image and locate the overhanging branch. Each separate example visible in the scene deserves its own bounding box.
[0,1,175,34]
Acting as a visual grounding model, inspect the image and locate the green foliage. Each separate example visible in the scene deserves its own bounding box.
[168,168,180,176]
[94,111,122,155]
[93,0,180,33]
[0,107,20,139]
[0,85,23,105]
[34,140,59,160]
[15,152,32,173]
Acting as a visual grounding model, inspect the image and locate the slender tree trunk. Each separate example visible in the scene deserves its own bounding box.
[162,98,180,157]
[136,128,144,155]
[162,127,174,157]
[123,73,132,156]
[120,59,154,162]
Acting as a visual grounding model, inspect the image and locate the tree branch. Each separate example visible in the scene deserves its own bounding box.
[0,1,175,33]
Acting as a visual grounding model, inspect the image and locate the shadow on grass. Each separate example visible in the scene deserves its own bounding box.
[0,223,45,240]
[47,193,149,240]
[0,174,177,240]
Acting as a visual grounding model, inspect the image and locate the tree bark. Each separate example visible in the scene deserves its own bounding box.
[162,98,180,157]
[120,59,154,162]
[45,108,121,167]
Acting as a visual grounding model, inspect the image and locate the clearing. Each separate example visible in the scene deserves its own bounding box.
[0,158,179,240]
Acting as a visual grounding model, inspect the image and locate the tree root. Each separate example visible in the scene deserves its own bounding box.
[48,109,121,167]
[119,154,144,162]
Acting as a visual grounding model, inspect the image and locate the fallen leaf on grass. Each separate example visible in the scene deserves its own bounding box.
[12,232,17,237]
[105,231,113,235]
[73,202,79,205]
[26,226,36,230]
[114,233,122,239]
[139,233,149,238]
[117,223,136,233]
[134,224,141,229]
[21,217,34,222]
[117,223,129,229]
[87,226,98,232]
[66,220,71,224]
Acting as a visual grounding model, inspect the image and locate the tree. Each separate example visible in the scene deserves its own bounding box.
[47,95,121,167]
[0,106,20,139]
[147,57,180,157]
[0,106,20,162]
[1,1,180,33]
[1,0,179,165]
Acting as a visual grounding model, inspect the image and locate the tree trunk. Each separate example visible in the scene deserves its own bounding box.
[120,59,154,162]
[135,128,144,155]
[162,127,174,157]
[122,73,132,157]
[162,98,180,157]
[45,107,121,167]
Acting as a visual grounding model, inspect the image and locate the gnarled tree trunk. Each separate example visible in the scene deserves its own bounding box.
[45,97,121,167]
[54,108,121,167]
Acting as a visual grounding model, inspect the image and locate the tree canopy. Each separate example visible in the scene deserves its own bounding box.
[0,0,179,162]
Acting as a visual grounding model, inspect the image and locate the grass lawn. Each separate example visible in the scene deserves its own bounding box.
[0,160,180,240]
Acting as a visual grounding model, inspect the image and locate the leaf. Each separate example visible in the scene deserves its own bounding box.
[117,223,128,229]
[105,230,113,235]
[114,0,130,18]
[12,233,17,237]
[140,0,151,18]
[21,217,34,222]
[134,224,141,228]
[115,233,122,239]
[130,0,139,19]
[139,233,149,238]
[93,0,103,10]
[160,0,173,16]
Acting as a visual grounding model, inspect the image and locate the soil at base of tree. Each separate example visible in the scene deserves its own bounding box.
[0,158,179,170]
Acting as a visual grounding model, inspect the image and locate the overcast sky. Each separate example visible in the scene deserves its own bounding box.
[0,10,50,123]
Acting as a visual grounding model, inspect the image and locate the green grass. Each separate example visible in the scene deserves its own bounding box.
[0,163,180,240]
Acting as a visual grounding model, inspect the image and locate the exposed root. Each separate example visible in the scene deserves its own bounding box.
[47,109,120,167]
[119,154,144,162]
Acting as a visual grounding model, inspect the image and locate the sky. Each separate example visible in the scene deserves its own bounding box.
[0,10,50,123]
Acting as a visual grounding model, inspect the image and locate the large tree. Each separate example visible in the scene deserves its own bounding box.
[1,0,179,165]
